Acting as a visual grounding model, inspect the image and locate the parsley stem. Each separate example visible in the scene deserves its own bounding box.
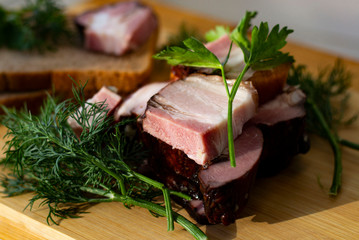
[220,66,230,98]
[222,41,233,67]
[226,63,251,167]
[308,98,342,195]
[227,101,235,167]
[230,64,250,99]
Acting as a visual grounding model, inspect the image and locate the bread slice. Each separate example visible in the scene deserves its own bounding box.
[0,28,157,99]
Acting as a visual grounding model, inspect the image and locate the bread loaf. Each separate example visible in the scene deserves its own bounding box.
[0,1,159,111]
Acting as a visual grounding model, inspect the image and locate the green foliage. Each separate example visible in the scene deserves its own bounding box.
[162,23,205,50]
[230,11,257,62]
[0,0,72,52]
[205,25,230,42]
[287,60,359,195]
[0,83,206,240]
[288,61,356,135]
[230,11,294,70]
[154,37,222,69]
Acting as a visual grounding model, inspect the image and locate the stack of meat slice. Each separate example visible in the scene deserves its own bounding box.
[252,86,310,177]
[69,33,310,226]
[141,73,263,225]
[140,35,309,225]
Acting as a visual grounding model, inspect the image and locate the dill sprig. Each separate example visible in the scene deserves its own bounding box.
[287,60,359,195]
[0,0,72,52]
[0,84,207,240]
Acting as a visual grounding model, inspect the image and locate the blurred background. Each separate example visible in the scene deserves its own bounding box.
[159,0,359,61]
[1,0,358,61]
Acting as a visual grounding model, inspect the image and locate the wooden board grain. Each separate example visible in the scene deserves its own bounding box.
[1,0,359,240]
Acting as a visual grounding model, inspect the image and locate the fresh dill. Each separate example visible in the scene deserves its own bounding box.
[287,60,359,195]
[154,11,293,167]
[0,84,207,240]
[0,0,72,52]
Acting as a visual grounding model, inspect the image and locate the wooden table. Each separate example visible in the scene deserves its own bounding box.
[1,0,359,239]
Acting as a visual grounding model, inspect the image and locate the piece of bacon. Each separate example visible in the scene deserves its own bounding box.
[68,86,122,136]
[75,2,158,56]
[142,73,258,165]
[251,86,310,176]
[114,82,168,120]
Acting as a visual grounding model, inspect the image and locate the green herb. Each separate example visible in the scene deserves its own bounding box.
[205,25,230,42]
[160,23,205,50]
[155,37,222,69]
[0,0,72,52]
[0,84,207,240]
[154,11,293,167]
[287,60,359,195]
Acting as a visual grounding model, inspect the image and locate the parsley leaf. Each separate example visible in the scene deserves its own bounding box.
[230,11,257,62]
[154,37,222,69]
[205,25,230,42]
[249,23,294,70]
[231,12,294,70]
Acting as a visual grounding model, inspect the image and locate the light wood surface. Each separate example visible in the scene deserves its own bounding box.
[1,1,359,239]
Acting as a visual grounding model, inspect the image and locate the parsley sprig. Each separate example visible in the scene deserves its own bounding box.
[0,84,207,240]
[154,11,294,167]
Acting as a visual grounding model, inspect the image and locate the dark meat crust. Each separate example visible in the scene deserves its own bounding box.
[199,160,259,225]
[141,132,201,180]
[256,116,310,177]
[143,125,263,225]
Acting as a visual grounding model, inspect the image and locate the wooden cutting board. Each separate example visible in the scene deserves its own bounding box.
[1,0,359,239]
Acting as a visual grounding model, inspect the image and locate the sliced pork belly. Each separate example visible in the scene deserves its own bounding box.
[75,2,158,56]
[143,73,258,165]
[68,86,122,136]
[115,82,167,120]
[251,86,310,176]
[251,86,306,125]
[198,125,263,225]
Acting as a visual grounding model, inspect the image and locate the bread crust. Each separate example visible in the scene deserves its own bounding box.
[0,90,49,114]
[2,72,52,92]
